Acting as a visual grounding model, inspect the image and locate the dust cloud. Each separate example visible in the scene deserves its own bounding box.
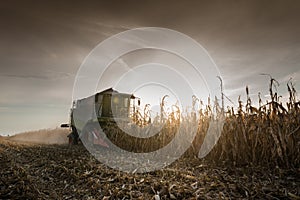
[8,128,70,144]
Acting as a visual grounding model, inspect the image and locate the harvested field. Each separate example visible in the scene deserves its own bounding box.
[0,138,299,199]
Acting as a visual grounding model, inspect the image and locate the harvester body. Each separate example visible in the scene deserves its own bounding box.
[64,88,139,145]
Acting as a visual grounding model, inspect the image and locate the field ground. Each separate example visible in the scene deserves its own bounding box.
[0,134,299,200]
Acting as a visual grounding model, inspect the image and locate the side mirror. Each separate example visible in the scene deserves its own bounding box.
[61,123,70,128]
[138,99,141,106]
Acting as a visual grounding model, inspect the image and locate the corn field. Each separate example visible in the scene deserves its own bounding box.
[107,78,300,168]
[200,78,299,168]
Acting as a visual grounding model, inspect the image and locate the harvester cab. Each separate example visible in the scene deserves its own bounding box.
[61,88,140,145]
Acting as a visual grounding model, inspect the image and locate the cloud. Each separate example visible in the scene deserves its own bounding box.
[277,70,300,84]
[0,71,74,81]
[1,0,300,135]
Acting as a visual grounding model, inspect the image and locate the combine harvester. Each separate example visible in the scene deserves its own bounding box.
[61,88,141,146]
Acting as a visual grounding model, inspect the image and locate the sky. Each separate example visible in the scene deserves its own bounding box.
[0,0,300,135]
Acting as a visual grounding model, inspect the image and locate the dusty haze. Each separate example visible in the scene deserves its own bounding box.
[8,128,70,144]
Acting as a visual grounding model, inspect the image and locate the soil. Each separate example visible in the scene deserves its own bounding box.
[0,137,299,199]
